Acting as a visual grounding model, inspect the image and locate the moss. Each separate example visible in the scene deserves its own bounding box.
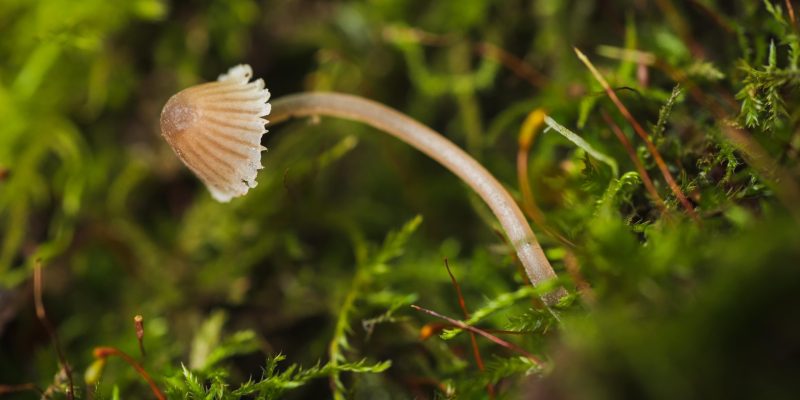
[1,0,799,398]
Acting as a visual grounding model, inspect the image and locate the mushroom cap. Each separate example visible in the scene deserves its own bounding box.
[160,64,270,202]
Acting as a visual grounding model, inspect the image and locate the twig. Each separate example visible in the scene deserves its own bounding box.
[786,0,797,26]
[93,347,165,400]
[600,110,667,213]
[574,48,700,222]
[410,304,543,365]
[443,259,494,399]
[34,260,74,400]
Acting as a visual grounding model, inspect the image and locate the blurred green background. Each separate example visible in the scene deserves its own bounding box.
[1,0,799,398]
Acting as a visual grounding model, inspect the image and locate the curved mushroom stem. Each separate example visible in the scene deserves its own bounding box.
[270,93,565,304]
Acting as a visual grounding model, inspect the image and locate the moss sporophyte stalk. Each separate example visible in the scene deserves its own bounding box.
[160,64,564,304]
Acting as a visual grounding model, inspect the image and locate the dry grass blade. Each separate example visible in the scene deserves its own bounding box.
[574,47,700,222]
[411,304,543,365]
[34,261,74,400]
[786,0,797,25]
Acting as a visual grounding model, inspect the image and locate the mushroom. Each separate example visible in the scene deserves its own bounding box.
[160,65,270,202]
[160,64,564,304]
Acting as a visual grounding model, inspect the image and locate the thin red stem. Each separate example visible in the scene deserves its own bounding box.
[574,48,699,222]
[444,259,494,398]
[411,305,543,365]
[93,347,165,400]
[600,110,667,213]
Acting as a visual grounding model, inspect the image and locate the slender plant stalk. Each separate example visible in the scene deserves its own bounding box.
[270,93,564,304]
[595,47,800,219]
[93,347,166,400]
[600,110,667,213]
[476,42,548,88]
[410,304,543,365]
[444,259,494,399]
[34,261,74,400]
[574,48,700,222]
